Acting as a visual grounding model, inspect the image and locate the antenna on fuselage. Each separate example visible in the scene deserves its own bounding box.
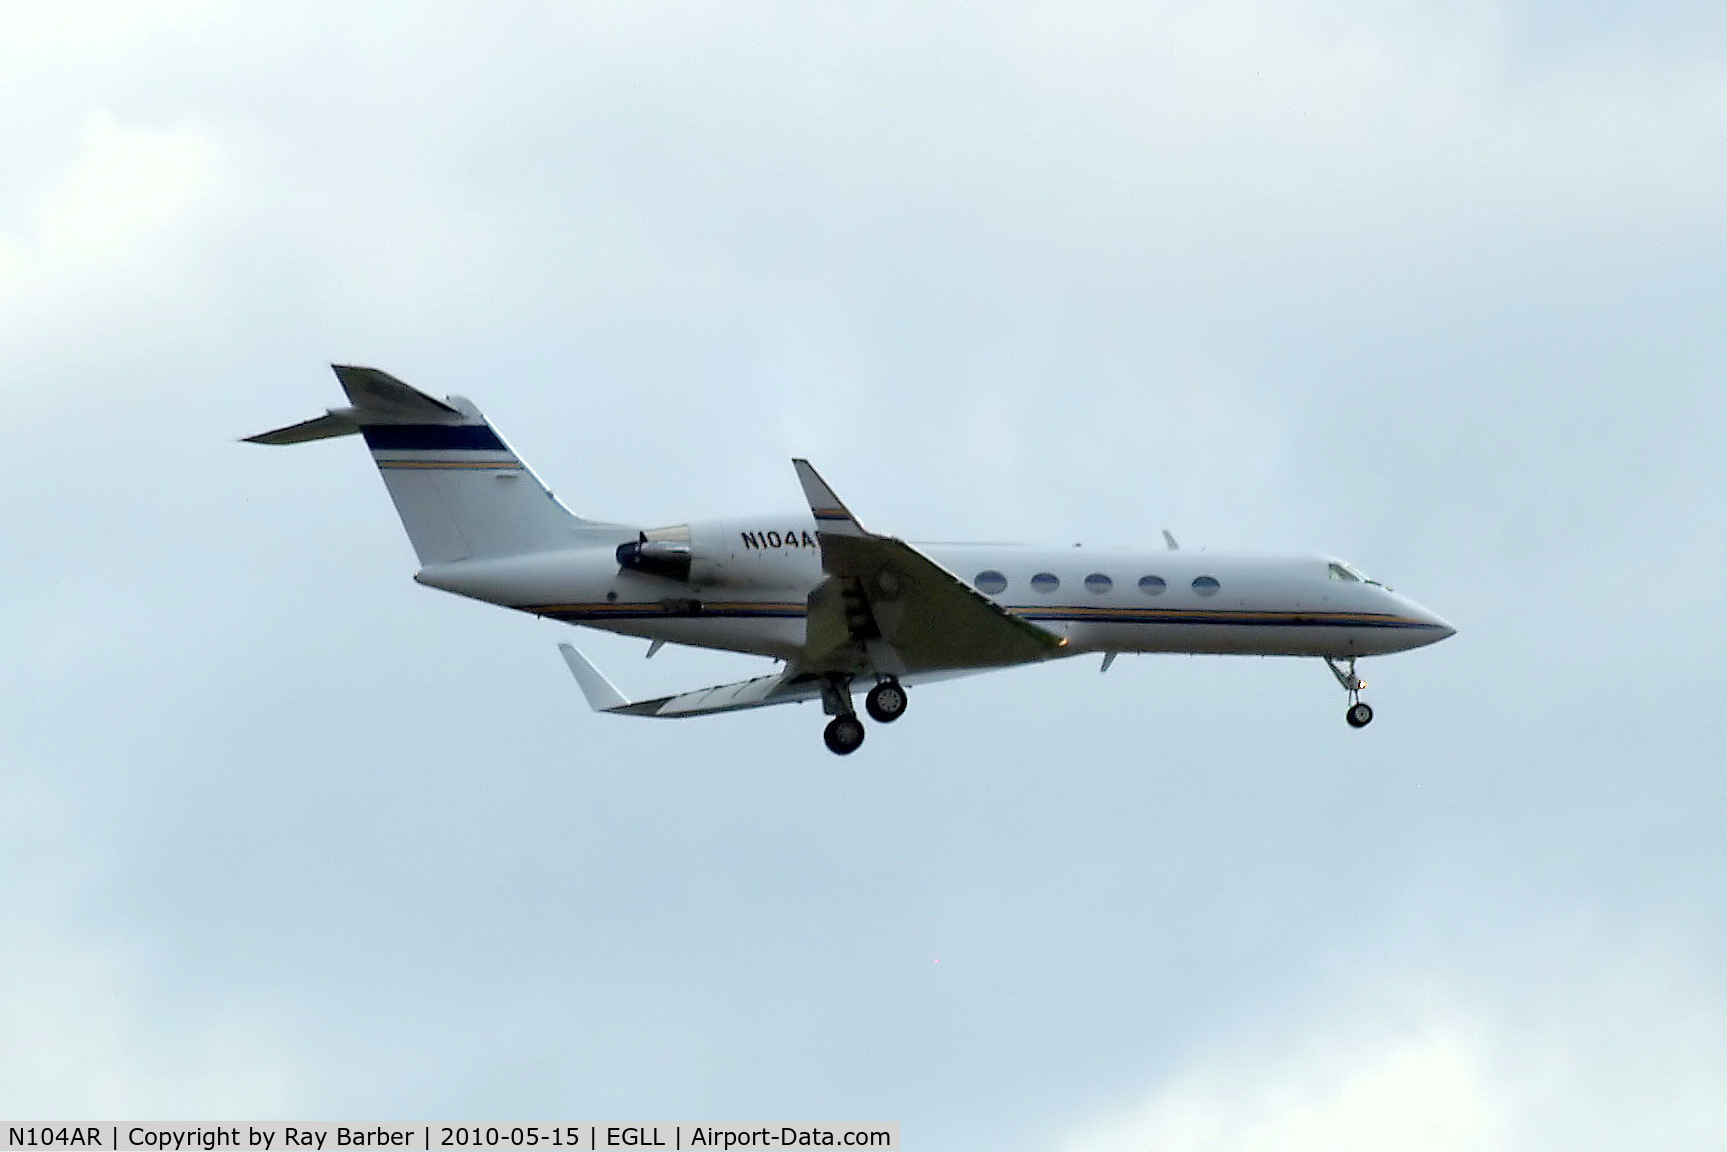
[1162,529,1179,550]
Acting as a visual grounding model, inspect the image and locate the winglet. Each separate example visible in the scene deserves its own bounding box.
[558,642,631,712]
[792,459,866,537]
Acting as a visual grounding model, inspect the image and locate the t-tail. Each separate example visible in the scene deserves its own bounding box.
[246,365,590,564]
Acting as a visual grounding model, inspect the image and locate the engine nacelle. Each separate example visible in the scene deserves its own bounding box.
[616,517,822,589]
[615,529,693,583]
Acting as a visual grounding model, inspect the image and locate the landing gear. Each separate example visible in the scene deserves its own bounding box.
[818,674,911,753]
[865,677,907,723]
[823,715,866,755]
[1326,656,1374,729]
[819,674,866,755]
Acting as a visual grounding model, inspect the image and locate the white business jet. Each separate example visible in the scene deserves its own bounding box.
[250,367,1455,755]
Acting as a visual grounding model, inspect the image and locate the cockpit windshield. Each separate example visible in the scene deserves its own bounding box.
[1328,560,1384,587]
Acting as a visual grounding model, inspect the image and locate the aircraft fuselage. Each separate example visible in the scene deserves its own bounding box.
[415,513,1453,664]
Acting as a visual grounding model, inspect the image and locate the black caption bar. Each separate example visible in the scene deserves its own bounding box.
[3,1126,898,1152]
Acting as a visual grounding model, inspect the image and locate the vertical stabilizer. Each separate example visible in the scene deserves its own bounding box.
[247,365,589,564]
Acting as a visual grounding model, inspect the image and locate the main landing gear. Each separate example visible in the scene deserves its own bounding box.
[865,677,908,723]
[823,714,866,755]
[1326,656,1374,729]
[820,676,909,754]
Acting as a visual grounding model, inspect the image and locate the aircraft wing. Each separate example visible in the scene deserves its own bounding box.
[793,459,1067,673]
[558,643,993,721]
[558,643,826,718]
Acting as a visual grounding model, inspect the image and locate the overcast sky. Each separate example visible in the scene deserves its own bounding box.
[3,2,1726,1148]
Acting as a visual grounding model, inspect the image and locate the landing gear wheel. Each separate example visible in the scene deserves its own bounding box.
[824,715,866,755]
[865,678,907,723]
[1326,657,1375,729]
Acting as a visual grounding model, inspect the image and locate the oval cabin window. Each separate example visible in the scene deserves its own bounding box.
[975,570,1008,595]
[1192,575,1220,596]
[1030,572,1060,594]
[1084,573,1113,594]
[1138,575,1166,595]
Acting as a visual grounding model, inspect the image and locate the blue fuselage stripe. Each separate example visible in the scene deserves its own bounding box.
[362,424,508,451]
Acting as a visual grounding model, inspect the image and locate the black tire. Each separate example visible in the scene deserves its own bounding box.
[824,715,866,755]
[865,679,908,724]
[1346,702,1374,728]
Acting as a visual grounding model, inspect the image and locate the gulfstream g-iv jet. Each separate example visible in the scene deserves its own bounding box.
[249,366,1455,755]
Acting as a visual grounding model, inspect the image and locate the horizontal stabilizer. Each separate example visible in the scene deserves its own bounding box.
[243,411,361,445]
[245,365,467,447]
[331,365,462,419]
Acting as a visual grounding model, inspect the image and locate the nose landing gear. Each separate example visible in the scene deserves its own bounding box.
[1326,656,1374,728]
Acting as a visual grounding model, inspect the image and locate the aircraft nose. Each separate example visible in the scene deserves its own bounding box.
[1408,599,1456,643]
